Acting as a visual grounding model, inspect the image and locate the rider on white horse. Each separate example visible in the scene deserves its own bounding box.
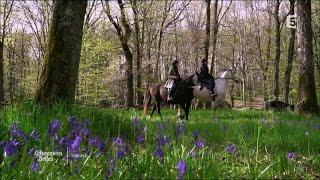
[165,60,181,102]
[198,58,216,100]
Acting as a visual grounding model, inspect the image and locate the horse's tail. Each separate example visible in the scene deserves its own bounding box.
[143,87,151,115]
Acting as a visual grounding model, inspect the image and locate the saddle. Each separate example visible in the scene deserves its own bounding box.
[164,79,174,89]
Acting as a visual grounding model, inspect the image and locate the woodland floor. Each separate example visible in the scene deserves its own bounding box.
[0,102,319,179]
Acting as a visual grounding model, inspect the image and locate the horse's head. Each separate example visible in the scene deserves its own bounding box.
[219,68,232,79]
[185,73,200,87]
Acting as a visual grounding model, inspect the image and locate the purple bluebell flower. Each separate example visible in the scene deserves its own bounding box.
[287,152,297,161]
[68,116,81,129]
[137,134,145,144]
[31,161,40,171]
[154,148,164,159]
[225,144,237,154]
[4,139,20,156]
[89,137,106,153]
[132,117,140,127]
[176,160,187,180]
[49,119,61,138]
[176,122,186,136]
[10,123,28,140]
[71,136,82,152]
[28,147,36,156]
[59,136,72,147]
[196,139,205,149]
[80,128,91,138]
[157,135,170,148]
[113,137,125,147]
[30,130,40,141]
[117,150,125,159]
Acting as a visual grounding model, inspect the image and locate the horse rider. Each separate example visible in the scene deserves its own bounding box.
[165,60,182,102]
[198,58,216,100]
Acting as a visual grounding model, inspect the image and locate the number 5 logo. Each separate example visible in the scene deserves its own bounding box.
[287,14,296,29]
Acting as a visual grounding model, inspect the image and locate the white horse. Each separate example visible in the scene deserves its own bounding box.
[176,69,233,118]
[193,69,233,105]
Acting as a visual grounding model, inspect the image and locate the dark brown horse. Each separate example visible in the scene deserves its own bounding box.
[143,74,199,120]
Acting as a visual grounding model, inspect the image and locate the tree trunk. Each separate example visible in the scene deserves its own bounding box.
[284,0,296,104]
[0,42,4,107]
[210,0,218,75]
[273,0,281,101]
[131,0,143,105]
[297,0,318,114]
[204,0,211,61]
[36,0,87,104]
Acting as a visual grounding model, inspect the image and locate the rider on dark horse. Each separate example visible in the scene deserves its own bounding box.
[198,58,216,100]
[166,60,181,102]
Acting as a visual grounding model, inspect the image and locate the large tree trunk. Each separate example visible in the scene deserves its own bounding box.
[284,0,296,104]
[273,0,281,101]
[36,0,87,104]
[210,0,218,75]
[204,0,211,61]
[297,0,318,114]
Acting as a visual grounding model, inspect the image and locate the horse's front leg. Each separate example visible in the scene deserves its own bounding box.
[185,101,191,120]
[179,103,187,120]
[157,102,163,120]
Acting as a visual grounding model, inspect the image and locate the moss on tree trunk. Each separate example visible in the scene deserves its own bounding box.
[35,0,87,104]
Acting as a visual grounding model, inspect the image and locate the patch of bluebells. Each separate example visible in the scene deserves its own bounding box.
[132,117,147,144]
[112,137,131,159]
[225,144,237,154]
[176,160,187,180]
[106,158,116,178]
[176,121,187,137]
[287,152,297,161]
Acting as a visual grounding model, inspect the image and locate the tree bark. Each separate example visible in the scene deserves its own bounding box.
[273,0,281,101]
[284,0,296,104]
[131,0,143,105]
[210,0,218,75]
[297,0,318,114]
[36,0,87,104]
[204,0,211,61]
[105,0,134,107]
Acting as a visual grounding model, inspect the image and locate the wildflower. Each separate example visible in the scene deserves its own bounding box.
[287,152,296,161]
[137,134,145,144]
[89,137,106,153]
[154,148,164,159]
[117,150,125,159]
[59,136,72,147]
[30,130,40,141]
[49,119,61,138]
[176,121,186,136]
[80,128,91,138]
[68,116,81,129]
[71,136,82,152]
[113,137,125,147]
[0,141,5,149]
[176,160,187,180]
[156,135,170,148]
[31,161,40,171]
[196,139,205,149]
[4,139,20,156]
[225,144,237,154]
[157,122,166,132]
[11,123,28,140]
[28,147,36,156]
[132,117,140,127]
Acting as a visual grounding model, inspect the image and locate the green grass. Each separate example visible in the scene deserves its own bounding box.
[0,102,320,179]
